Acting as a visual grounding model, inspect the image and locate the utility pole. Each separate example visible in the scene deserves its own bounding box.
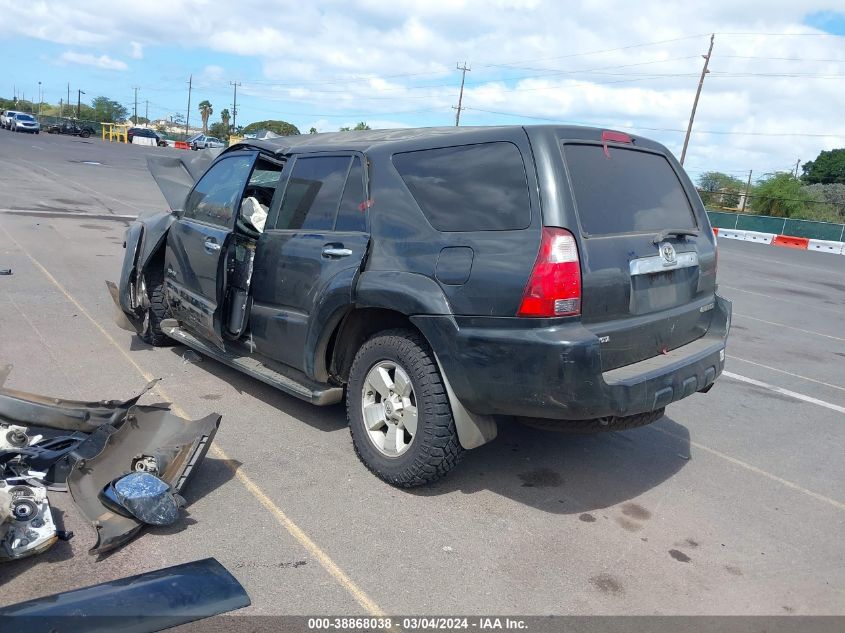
[77,89,85,119]
[793,159,801,178]
[67,83,71,117]
[185,75,192,138]
[230,81,241,132]
[453,62,471,126]
[59,98,63,118]
[680,34,714,165]
[132,86,139,125]
[741,169,752,213]
[38,82,42,117]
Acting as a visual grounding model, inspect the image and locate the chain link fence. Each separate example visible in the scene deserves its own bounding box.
[707,210,845,242]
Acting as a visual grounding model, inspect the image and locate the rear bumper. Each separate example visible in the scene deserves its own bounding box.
[412,294,731,420]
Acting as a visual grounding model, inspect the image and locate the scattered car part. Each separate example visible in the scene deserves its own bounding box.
[99,472,184,526]
[67,407,220,554]
[0,425,31,450]
[0,557,251,633]
[0,482,58,561]
[0,269,11,275]
[0,377,160,433]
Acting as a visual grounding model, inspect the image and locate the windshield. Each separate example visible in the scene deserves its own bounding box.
[564,144,696,236]
[16,114,35,122]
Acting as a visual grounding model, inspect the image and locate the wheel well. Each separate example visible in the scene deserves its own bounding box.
[328,308,417,383]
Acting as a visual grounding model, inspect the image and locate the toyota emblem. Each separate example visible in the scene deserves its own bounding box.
[659,242,677,265]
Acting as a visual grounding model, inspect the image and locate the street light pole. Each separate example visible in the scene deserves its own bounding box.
[38,82,42,117]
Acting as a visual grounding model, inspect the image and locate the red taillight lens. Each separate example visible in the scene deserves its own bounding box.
[517,228,581,317]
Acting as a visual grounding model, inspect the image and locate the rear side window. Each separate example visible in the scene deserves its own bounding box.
[563,144,696,236]
[335,157,367,232]
[274,156,350,230]
[393,142,531,232]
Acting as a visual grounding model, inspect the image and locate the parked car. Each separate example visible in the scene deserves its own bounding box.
[111,125,731,487]
[46,121,95,138]
[127,127,167,146]
[1,110,21,130]
[12,113,39,134]
[189,134,226,150]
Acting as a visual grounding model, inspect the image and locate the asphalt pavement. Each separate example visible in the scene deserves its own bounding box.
[0,130,843,618]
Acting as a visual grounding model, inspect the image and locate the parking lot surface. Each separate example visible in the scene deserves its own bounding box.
[1,131,843,616]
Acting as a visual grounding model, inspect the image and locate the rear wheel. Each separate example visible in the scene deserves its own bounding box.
[347,329,463,487]
[138,266,172,347]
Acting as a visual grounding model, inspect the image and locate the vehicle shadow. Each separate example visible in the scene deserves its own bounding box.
[409,416,691,515]
[167,343,688,516]
[166,345,348,433]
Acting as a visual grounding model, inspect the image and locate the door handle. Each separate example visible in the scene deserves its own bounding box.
[322,246,353,258]
[204,238,221,252]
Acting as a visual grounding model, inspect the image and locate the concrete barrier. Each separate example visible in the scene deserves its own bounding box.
[131,136,155,147]
[772,235,809,249]
[807,239,844,255]
[741,231,775,245]
[718,229,746,241]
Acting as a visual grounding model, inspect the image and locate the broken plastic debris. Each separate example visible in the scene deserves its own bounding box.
[181,350,203,364]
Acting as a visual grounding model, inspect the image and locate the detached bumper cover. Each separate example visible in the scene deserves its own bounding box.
[413,294,731,420]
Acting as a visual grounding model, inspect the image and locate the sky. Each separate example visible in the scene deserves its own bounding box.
[1,1,843,183]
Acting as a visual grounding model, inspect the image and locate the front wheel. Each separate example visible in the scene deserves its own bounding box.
[347,329,463,487]
[80,130,90,138]
[137,266,172,346]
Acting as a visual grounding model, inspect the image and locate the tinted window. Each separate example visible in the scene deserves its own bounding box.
[564,144,696,236]
[335,157,367,232]
[274,156,350,230]
[392,142,531,232]
[183,155,254,226]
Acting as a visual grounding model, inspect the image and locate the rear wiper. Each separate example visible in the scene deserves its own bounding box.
[652,228,700,244]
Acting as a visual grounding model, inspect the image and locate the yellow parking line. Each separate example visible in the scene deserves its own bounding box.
[0,223,386,617]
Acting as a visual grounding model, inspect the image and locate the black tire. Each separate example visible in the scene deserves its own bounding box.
[81,130,90,138]
[347,329,463,487]
[138,266,172,347]
[518,408,666,433]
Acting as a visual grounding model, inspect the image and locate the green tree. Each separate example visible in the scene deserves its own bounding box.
[696,171,745,208]
[309,126,318,134]
[241,120,300,136]
[339,121,371,131]
[219,108,230,134]
[198,100,213,134]
[90,97,128,123]
[209,121,229,140]
[749,173,814,218]
[801,149,845,185]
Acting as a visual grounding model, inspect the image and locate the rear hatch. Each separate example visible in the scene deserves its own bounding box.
[561,138,717,371]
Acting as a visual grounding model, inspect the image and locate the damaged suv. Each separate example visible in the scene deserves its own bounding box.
[111,126,731,487]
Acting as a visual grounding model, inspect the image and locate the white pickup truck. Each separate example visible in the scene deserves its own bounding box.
[1,110,21,130]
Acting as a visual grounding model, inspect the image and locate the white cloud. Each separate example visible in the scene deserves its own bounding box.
[59,50,128,71]
[130,41,143,59]
[3,1,844,175]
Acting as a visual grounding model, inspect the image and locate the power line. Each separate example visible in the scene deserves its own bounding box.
[462,106,842,138]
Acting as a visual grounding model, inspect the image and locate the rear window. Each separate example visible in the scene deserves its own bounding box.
[563,144,696,236]
[393,142,530,232]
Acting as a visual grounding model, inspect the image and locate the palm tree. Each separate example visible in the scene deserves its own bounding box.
[220,108,230,135]
[198,100,213,134]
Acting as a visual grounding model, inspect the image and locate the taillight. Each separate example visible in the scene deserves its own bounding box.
[517,228,581,317]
